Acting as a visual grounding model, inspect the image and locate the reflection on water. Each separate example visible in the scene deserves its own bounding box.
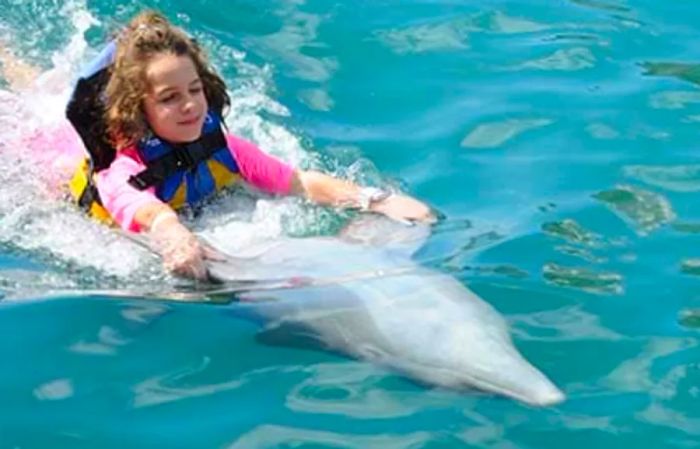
[624,165,700,193]
[375,10,550,56]
[649,90,700,110]
[543,263,623,295]
[512,304,622,341]
[461,118,553,149]
[593,185,676,235]
[679,309,700,330]
[227,424,432,449]
[472,264,529,279]
[638,402,700,437]
[602,337,695,393]
[680,259,700,276]
[642,62,700,87]
[570,0,632,14]
[285,362,456,418]
[249,5,337,83]
[33,378,74,401]
[542,219,604,247]
[67,325,130,356]
[514,47,596,72]
[672,222,700,234]
[555,245,606,263]
[132,357,246,408]
[586,122,620,139]
[376,19,472,55]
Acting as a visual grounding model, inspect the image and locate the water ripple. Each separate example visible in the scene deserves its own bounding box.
[461,118,553,149]
[543,263,623,295]
[649,91,700,110]
[679,309,700,330]
[298,87,334,112]
[515,47,596,72]
[512,304,622,341]
[586,122,621,139]
[375,10,550,55]
[67,325,130,356]
[286,362,455,418]
[542,219,604,247]
[375,19,472,54]
[227,424,431,449]
[672,222,700,234]
[131,357,246,408]
[251,8,338,82]
[33,378,74,401]
[593,185,676,235]
[475,10,548,34]
[637,402,700,436]
[559,246,605,263]
[680,259,700,277]
[602,338,697,393]
[641,61,700,87]
[624,165,700,192]
[570,0,632,14]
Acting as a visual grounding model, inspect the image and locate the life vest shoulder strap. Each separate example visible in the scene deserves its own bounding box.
[65,41,117,172]
[128,127,228,191]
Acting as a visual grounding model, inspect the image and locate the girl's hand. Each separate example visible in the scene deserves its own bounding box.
[150,213,209,280]
[369,194,436,225]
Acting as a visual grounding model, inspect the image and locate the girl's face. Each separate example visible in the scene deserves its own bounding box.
[142,53,208,143]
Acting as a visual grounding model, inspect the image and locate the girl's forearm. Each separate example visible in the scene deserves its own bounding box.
[133,202,178,232]
[291,170,363,208]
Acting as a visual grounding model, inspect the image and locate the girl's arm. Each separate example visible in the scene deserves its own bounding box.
[97,153,210,279]
[229,135,434,224]
[290,170,435,224]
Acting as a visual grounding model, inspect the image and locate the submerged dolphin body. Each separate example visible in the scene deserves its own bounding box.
[202,217,565,406]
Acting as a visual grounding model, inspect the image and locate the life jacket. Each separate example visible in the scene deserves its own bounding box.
[65,41,238,224]
[128,111,241,210]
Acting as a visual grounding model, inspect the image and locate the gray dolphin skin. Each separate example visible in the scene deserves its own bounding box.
[202,216,565,407]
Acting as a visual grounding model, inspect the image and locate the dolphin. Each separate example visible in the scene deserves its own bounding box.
[198,216,565,407]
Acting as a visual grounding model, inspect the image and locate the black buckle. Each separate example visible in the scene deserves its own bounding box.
[128,174,150,190]
[174,145,196,169]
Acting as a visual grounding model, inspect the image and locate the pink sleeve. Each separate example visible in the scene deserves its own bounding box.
[227,134,294,194]
[95,148,163,233]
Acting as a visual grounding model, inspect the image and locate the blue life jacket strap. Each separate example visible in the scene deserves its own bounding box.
[128,127,228,191]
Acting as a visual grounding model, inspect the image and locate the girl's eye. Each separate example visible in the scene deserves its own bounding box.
[190,86,203,95]
[160,93,178,104]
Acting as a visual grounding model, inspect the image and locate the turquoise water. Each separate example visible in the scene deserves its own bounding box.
[1,0,699,447]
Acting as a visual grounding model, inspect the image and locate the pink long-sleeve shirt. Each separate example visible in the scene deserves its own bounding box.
[95,134,295,232]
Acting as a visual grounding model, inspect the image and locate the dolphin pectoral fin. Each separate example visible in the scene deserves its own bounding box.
[339,215,431,256]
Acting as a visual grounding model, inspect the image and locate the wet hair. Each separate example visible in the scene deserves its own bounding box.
[105,10,229,149]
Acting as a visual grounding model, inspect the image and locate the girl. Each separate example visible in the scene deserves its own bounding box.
[10,11,435,280]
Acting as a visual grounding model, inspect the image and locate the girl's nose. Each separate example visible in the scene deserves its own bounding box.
[182,95,196,113]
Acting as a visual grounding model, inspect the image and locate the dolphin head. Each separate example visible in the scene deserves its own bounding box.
[388,321,566,406]
[366,272,566,407]
[389,321,565,406]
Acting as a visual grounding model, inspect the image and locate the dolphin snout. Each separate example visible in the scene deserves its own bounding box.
[517,375,566,407]
[524,384,566,407]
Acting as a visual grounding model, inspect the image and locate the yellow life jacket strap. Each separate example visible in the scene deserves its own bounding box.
[68,158,113,225]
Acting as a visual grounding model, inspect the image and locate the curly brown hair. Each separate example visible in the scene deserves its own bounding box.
[105,10,230,149]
